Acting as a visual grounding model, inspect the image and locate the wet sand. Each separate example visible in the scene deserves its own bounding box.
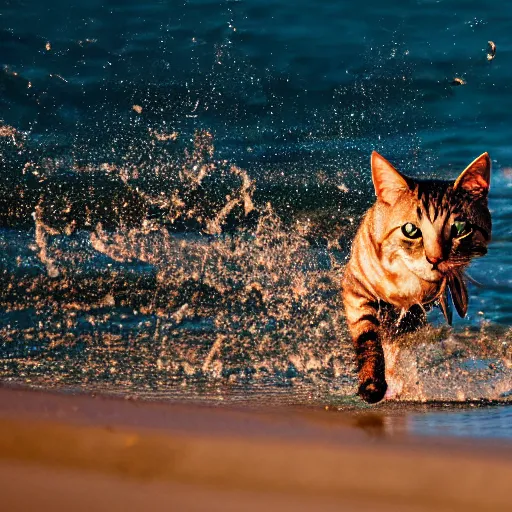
[0,386,511,512]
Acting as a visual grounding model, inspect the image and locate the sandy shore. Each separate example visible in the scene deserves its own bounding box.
[0,386,511,511]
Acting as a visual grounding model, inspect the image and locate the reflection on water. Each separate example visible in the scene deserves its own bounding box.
[299,404,512,440]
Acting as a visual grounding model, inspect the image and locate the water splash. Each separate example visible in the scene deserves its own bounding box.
[0,131,510,405]
[0,14,510,406]
[384,327,512,402]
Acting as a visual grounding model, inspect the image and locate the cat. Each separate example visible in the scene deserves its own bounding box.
[342,151,491,403]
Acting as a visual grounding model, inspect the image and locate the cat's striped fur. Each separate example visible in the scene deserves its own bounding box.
[342,152,491,403]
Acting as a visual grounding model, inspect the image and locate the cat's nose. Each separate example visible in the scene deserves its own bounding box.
[426,255,443,268]
[423,234,444,268]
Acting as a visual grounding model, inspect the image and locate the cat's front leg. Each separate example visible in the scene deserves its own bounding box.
[342,280,387,403]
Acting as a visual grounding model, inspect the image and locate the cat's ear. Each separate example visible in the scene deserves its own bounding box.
[453,152,491,197]
[371,151,412,205]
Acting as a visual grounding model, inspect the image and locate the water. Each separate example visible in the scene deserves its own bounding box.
[407,405,512,439]
[0,0,511,437]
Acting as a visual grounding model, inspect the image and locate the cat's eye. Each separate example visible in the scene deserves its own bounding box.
[452,220,472,239]
[401,222,422,239]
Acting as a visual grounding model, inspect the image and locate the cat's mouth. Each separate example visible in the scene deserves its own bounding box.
[401,258,443,283]
[436,260,468,275]
[408,256,469,283]
[412,260,466,284]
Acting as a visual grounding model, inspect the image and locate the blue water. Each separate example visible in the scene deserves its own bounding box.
[407,405,512,439]
[0,1,511,435]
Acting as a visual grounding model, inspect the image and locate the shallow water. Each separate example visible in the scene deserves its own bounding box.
[0,0,511,433]
[406,405,512,439]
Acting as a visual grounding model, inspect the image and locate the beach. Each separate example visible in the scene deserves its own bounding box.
[1,386,511,511]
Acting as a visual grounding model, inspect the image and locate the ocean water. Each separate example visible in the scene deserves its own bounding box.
[0,0,511,435]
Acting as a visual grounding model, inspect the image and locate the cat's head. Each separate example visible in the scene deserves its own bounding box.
[370,151,491,317]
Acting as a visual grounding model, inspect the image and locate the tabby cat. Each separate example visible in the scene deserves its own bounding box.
[342,151,491,403]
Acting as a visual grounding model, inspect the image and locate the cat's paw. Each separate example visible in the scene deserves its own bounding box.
[358,378,388,404]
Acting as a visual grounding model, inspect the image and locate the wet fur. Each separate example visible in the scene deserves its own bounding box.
[342,152,491,403]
